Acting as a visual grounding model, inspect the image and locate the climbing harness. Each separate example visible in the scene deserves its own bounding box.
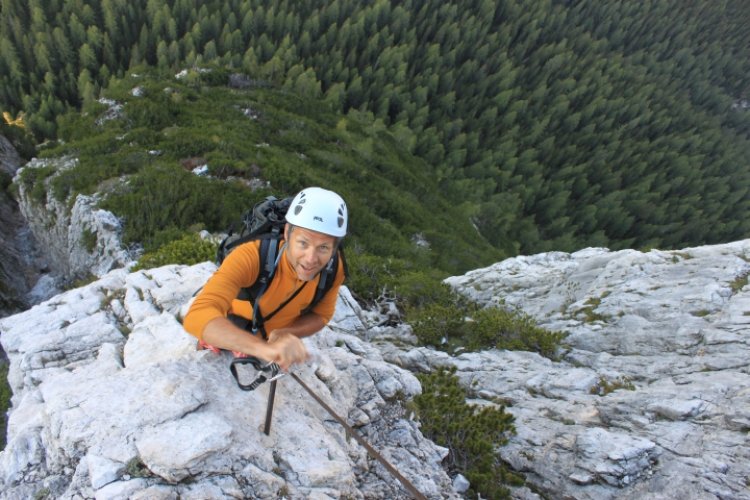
[229,357,427,500]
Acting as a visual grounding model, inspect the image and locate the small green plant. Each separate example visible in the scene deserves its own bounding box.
[577,296,606,323]
[414,367,521,499]
[81,228,98,253]
[345,251,450,309]
[409,299,566,360]
[691,309,711,317]
[670,251,692,262]
[18,165,56,205]
[32,488,51,500]
[125,457,151,478]
[730,271,750,294]
[65,273,98,290]
[100,289,126,309]
[0,362,11,451]
[133,233,217,271]
[589,376,636,396]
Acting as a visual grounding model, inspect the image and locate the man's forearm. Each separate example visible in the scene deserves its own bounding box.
[201,317,274,360]
[201,316,311,370]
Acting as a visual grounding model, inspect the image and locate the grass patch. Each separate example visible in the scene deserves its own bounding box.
[730,271,750,294]
[590,375,636,396]
[578,297,603,322]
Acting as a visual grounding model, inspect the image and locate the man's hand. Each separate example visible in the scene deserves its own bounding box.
[266,330,309,371]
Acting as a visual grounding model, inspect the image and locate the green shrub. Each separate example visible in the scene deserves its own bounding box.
[81,228,97,253]
[406,301,467,347]
[345,250,449,309]
[409,300,566,360]
[0,121,36,159]
[0,361,11,451]
[0,171,13,192]
[99,164,250,250]
[414,367,520,499]
[133,233,217,271]
[590,375,636,396]
[469,306,567,360]
[18,165,55,205]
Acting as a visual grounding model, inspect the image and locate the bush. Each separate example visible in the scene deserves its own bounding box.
[18,165,55,205]
[469,306,567,360]
[0,121,36,159]
[0,361,11,451]
[414,367,521,499]
[133,233,216,271]
[81,228,98,253]
[99,164,250,250]
[409,299,566,360]
[345,250,450,309]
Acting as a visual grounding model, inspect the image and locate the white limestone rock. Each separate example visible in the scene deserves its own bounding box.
[12,157,134,288]
[0,263,457,499]
[380,239,750,500]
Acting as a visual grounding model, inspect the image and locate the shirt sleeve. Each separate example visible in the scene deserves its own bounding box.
[309,251,347,325]
[182,241,261,339]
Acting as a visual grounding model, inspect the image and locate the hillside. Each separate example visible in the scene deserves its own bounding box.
[23,68,502,275]
[2,0,749,256]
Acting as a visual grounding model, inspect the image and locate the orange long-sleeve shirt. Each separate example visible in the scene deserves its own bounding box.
[183,240,344,340]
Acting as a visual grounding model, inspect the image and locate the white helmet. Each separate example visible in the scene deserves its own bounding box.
[285,187,348,237]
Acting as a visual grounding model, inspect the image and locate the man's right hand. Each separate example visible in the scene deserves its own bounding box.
[200,317,309,371]
[266,331,309,371]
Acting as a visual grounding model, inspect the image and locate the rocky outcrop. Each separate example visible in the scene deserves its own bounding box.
[0,134,21,176]
[380,241,750,499]
[0,264,455,499]
[0,135,40,316]
[3,239,750,499]
[13,157,133,287]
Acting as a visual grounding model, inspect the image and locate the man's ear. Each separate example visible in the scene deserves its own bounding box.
[283,223,291,241]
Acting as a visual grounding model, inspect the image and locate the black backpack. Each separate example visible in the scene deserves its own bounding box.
[216,195,346,338]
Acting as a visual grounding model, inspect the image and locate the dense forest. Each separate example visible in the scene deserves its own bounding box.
[2,0,749,257]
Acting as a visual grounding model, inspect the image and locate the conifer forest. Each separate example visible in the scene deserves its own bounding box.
[2,0,749,258]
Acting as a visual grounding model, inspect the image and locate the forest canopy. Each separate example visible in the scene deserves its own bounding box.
[1,0,749,257]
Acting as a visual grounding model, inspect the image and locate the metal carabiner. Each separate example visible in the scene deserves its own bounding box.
[229,356,282,391]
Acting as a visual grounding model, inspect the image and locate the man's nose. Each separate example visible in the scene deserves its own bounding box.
[302,247,317,263]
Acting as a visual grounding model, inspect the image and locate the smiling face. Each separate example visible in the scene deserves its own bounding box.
[283,224,337,281]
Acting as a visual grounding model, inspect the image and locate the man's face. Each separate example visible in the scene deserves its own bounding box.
[284,224,336,281]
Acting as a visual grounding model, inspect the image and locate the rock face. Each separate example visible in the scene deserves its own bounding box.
[381,241,750,499]
[0,135,39,316]
[0,263,455,499]
[3,239,750,499]
[13,157,133,286]
[0,134,21,176]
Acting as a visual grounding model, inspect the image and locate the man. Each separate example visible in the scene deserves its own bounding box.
[183,187,347,370]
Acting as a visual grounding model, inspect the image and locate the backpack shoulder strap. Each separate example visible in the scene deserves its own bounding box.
[303,246,348,314]
[236,236,283,338]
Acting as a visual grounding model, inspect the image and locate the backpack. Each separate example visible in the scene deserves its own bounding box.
[216,195,346,338]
